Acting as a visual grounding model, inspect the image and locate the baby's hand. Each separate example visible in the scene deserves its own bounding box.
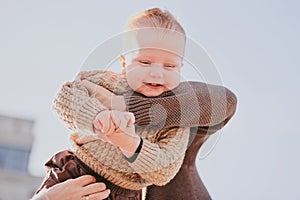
[93,110,135,136]
[93,110,139,155]
[81,80,126,111]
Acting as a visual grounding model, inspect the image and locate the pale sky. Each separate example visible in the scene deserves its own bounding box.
[1,1,299,199]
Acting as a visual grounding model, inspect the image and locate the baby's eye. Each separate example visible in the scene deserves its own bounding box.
[139,60,151,65]
[165,64,176,68]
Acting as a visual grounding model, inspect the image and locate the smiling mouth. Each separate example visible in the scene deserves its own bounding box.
[144,82,163,87]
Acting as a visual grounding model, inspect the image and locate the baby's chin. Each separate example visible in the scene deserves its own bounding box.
[133,83,179,97]
[140,91,165,97]
[134,86,165,97]
[140,86,180,97]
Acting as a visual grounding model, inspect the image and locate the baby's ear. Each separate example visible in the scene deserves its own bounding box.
[121,68,126,75]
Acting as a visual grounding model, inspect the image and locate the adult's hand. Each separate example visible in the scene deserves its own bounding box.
[32,175,110,200]
[82,80,126,111]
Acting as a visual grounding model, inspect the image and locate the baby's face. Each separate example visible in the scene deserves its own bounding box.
[125,48,182,97]
[123,28,185,97]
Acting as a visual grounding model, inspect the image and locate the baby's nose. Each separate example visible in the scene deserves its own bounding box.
[149,65,163,78]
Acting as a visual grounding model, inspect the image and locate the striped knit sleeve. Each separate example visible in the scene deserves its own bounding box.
[124,81,237,131]
[53,80,106,134]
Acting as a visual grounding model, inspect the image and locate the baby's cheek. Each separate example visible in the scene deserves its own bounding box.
[168,73,181,89]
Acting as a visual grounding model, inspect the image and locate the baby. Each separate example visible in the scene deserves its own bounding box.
[35,8,237,200]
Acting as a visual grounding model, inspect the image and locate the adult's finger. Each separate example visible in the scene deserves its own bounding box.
[71,175,96,187]
[86,189,111,200]
[83,182,106,194]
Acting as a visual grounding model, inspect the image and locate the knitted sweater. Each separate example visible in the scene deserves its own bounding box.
[53,70,191,190]
[53,70,237,190]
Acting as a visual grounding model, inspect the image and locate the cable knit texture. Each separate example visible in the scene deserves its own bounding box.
[53,70,237,190]
[70,126,189,190]
[53,70,192,190]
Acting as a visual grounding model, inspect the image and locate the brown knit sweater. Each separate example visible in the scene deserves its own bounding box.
[53,70,237,190]
[54,70,237,130]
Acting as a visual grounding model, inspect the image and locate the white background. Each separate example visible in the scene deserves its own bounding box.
[0,1,299,199]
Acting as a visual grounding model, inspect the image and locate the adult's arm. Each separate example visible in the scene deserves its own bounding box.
[124,81,237,131]
[81,75,237,132]
[53,70,237,134]
[79,70,237,131]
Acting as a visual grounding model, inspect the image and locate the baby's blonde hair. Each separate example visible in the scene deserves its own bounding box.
[123,8,186,63]
[127,8,186,37]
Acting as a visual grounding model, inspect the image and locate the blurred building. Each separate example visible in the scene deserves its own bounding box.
[0,115,43,200]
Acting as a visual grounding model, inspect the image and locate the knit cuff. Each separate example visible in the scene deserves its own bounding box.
[123,94,152,126]
[74,97,106,134]
[127,139,160,173]
[124,137,143,163]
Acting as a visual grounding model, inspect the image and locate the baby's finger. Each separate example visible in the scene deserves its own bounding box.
[93,118,103,131]
[110,111,121,127]
[94,112,113,134]
[110,111,127,132]
[76,135,100,145]
[81,80,98,94]
[82,80,114,100]
[94,129,109,142]
[106,119,116,135]
[125,112,135,127]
